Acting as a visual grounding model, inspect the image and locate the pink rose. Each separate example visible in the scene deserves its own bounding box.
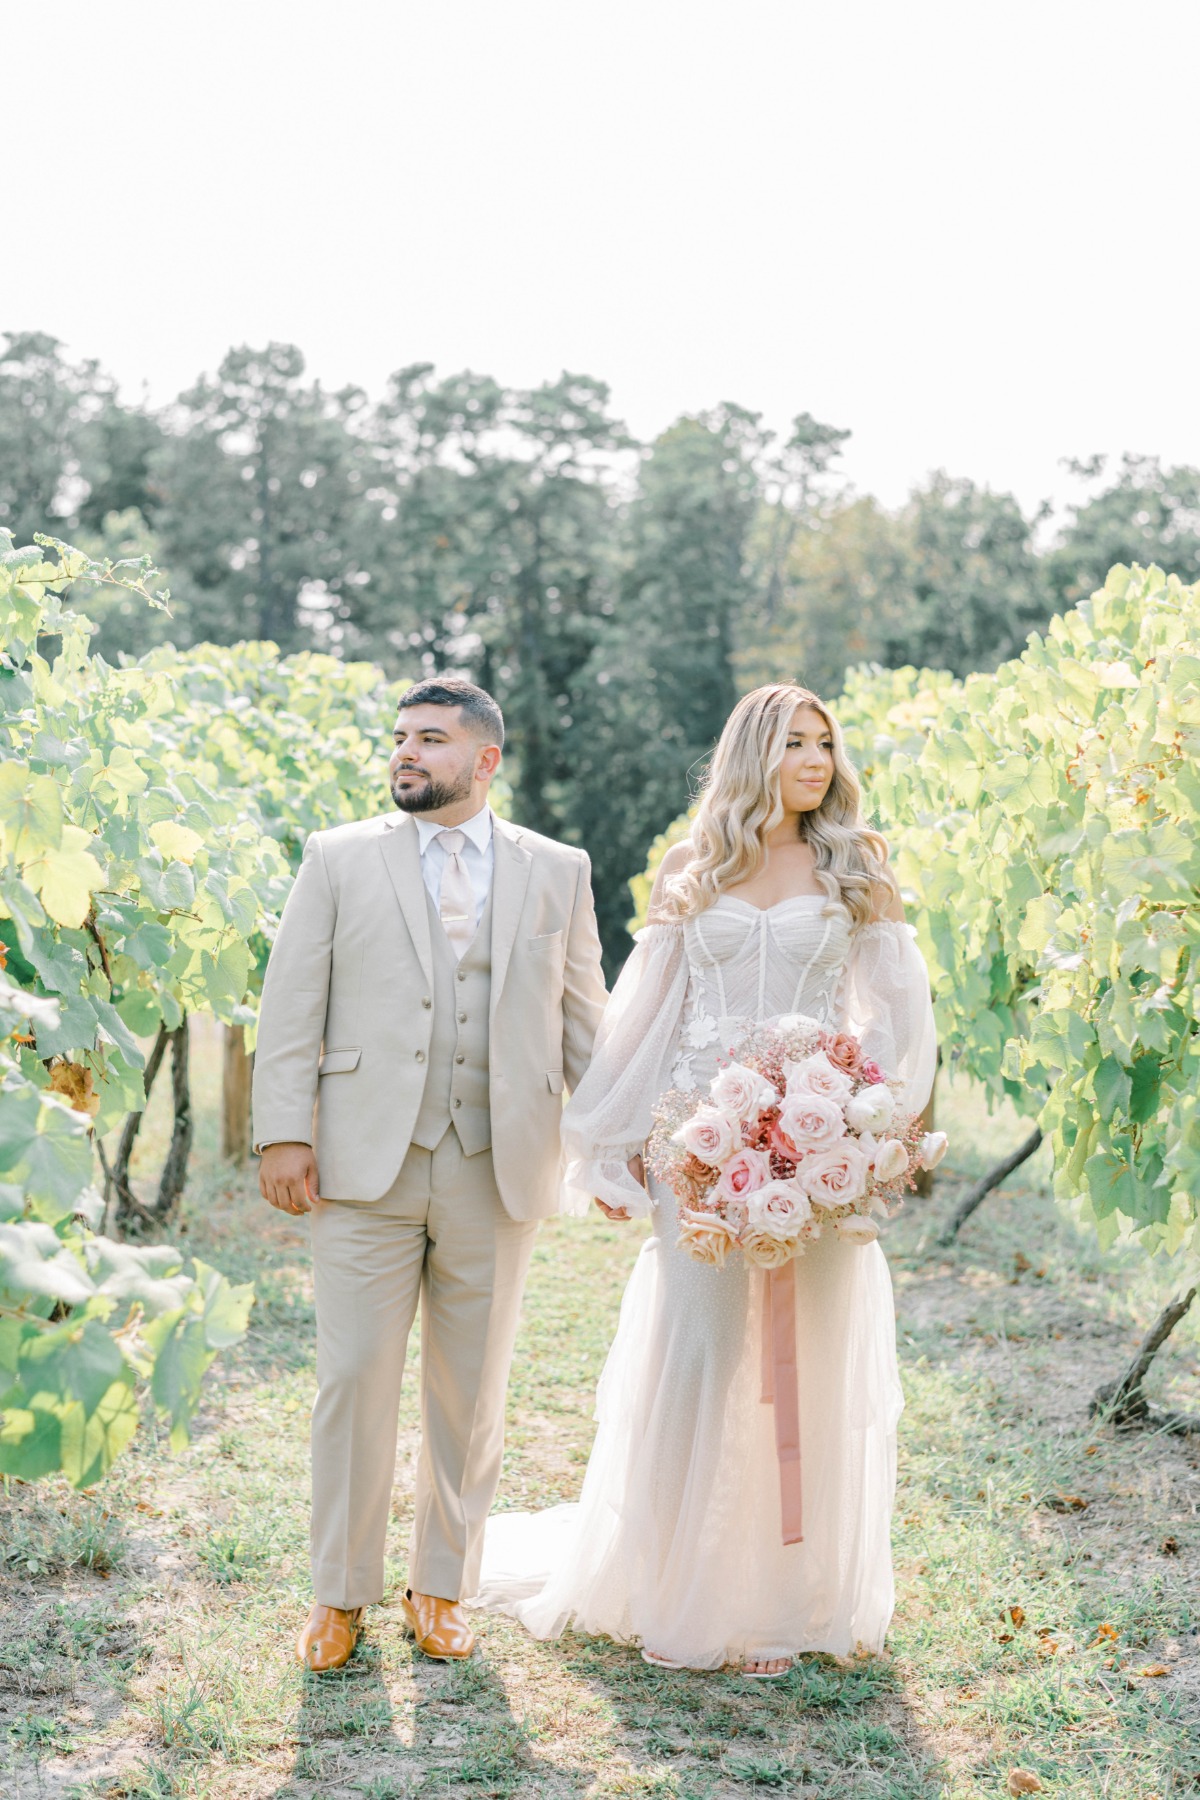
[674,1104,741,1168]
[860,1060,885,1085]
[709,1061,778,1123]
[745,1178,813,1241]
[714,1147,772,1207]
[776,1091,846,1157]
[798,1140,871,1210]
[785,1050,855,1106]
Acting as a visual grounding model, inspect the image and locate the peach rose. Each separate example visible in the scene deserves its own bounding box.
[674,1104,741,1168]
[821,1032,865,1077]
[785,1050,855,1106]
[677,1210,739,1267]
[741,1230,800,1268]
[798,1139,871,1209]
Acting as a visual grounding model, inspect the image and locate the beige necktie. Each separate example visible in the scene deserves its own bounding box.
[437,829,475,961]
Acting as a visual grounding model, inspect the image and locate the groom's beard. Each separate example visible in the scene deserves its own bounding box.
[390,763,475,813]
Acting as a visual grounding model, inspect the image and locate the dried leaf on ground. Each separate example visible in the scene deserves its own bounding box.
[1007,1771,1044,1796]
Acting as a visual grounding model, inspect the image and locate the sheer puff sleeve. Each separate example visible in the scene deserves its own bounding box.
[560,921,688,1219]
[844,919,937,1117]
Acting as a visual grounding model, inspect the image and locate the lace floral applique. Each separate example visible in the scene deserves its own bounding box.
[672,977,719,1086]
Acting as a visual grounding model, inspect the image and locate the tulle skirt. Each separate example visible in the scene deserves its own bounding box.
[473,1186,904,1668]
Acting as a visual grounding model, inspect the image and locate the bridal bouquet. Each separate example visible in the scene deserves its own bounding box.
[646,1015,948,1268]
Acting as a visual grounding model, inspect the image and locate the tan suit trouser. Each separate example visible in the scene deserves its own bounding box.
[309,1129,538,1609]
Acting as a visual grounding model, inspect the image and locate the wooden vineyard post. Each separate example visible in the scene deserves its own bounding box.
[222,1024,253,1166]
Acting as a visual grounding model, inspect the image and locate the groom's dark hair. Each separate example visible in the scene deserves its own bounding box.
[397,677,505,750]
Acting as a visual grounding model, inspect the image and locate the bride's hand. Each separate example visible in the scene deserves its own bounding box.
[593,1155,645,1223]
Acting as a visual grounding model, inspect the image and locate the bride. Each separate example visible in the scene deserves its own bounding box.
[474,683,937,1675]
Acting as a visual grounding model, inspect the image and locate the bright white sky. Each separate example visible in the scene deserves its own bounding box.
[10,1,1199,520]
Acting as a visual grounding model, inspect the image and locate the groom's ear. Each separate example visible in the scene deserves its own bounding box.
[475,743,502,782]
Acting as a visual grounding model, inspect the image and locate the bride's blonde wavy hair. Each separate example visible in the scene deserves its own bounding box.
[660,684,897,932]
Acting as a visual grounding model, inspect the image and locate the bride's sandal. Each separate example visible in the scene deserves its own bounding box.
[741,1655,794,1680]
[641,1647,689,1670]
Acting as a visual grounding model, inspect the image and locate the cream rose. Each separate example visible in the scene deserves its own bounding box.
[714,1147,772,1207]
[798,1139,871,1209]
[872,1138,910,1183]
[776,1091,846,1156]
[919,1130,949,1170]
[741,1230,800,1268]
[674,1104,741,1168]
[709,1061,779,1123]
[676,1210,740,1267]
[785,1050,855,1106]
[845,1084,896,1135]
[835,1214,881,1245]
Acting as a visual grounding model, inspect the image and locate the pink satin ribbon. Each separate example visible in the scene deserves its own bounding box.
[760,1264,803,1545]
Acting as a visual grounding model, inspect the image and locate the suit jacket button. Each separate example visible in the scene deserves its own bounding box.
[457,1011,467,1023]
[415,1050,426,1062]
[453,1098,462,1109]
[456,971,466,982]
[455,1053,465,1065]
[422,997,432,1008]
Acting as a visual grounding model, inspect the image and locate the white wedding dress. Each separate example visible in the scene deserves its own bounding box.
[474,894,937,1668]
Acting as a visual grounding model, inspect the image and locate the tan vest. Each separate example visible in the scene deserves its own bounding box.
[410,886,494,1155]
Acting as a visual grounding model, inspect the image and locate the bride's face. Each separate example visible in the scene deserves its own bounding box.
[779,704,835,815]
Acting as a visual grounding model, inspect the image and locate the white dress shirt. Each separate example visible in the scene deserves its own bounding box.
[415,806,496,931]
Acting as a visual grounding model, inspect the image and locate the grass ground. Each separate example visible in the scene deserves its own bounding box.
[1,1020,1197,1799]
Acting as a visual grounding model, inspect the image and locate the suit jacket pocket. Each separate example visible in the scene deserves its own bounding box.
[528,931,563,952]
[318,1048,362,1075]
[546,1071,565,1094]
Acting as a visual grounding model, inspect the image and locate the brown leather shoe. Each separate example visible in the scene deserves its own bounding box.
[296,1603,364,1672]
[400,1587,475,1660]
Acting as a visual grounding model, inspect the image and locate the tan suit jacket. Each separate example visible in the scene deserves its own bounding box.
[251,811,608,1219]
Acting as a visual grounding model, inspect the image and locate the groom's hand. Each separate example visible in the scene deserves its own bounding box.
[592,1154,645,1223]
[260,1142,321,1215]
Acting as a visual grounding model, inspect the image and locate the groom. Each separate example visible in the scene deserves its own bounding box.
[253,678,607,1671]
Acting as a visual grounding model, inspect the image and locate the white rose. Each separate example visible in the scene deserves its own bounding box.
[745,1178,812,1241]
[872,1138,910,1184]
[919,1130,949,1170]
[775,1091,846,1156]
[835,1214,881,1245]
[709,1061,779,1123]
[673,1104,741,1168]
[785,1050,855,1106]
[845,1085,896,1135]
[798,1140,872,1209]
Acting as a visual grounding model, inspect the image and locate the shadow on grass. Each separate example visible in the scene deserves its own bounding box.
[548,1631,949,1799]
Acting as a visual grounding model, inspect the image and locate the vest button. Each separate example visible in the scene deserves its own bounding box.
[422,997,432,1008]
[456,971,466,982]
[415,1050,426,1062]
[453,1098,462,1109]
[455,1053,465,1065]
[457,1011,467,1023]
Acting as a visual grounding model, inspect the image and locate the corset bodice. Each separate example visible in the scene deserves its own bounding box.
[671,895,853,1088]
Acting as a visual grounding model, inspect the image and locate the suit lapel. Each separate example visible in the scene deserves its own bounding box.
[379,815,434,987]
[489,817,532,1022]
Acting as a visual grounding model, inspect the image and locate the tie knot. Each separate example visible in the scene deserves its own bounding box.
[439,829,466,856]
